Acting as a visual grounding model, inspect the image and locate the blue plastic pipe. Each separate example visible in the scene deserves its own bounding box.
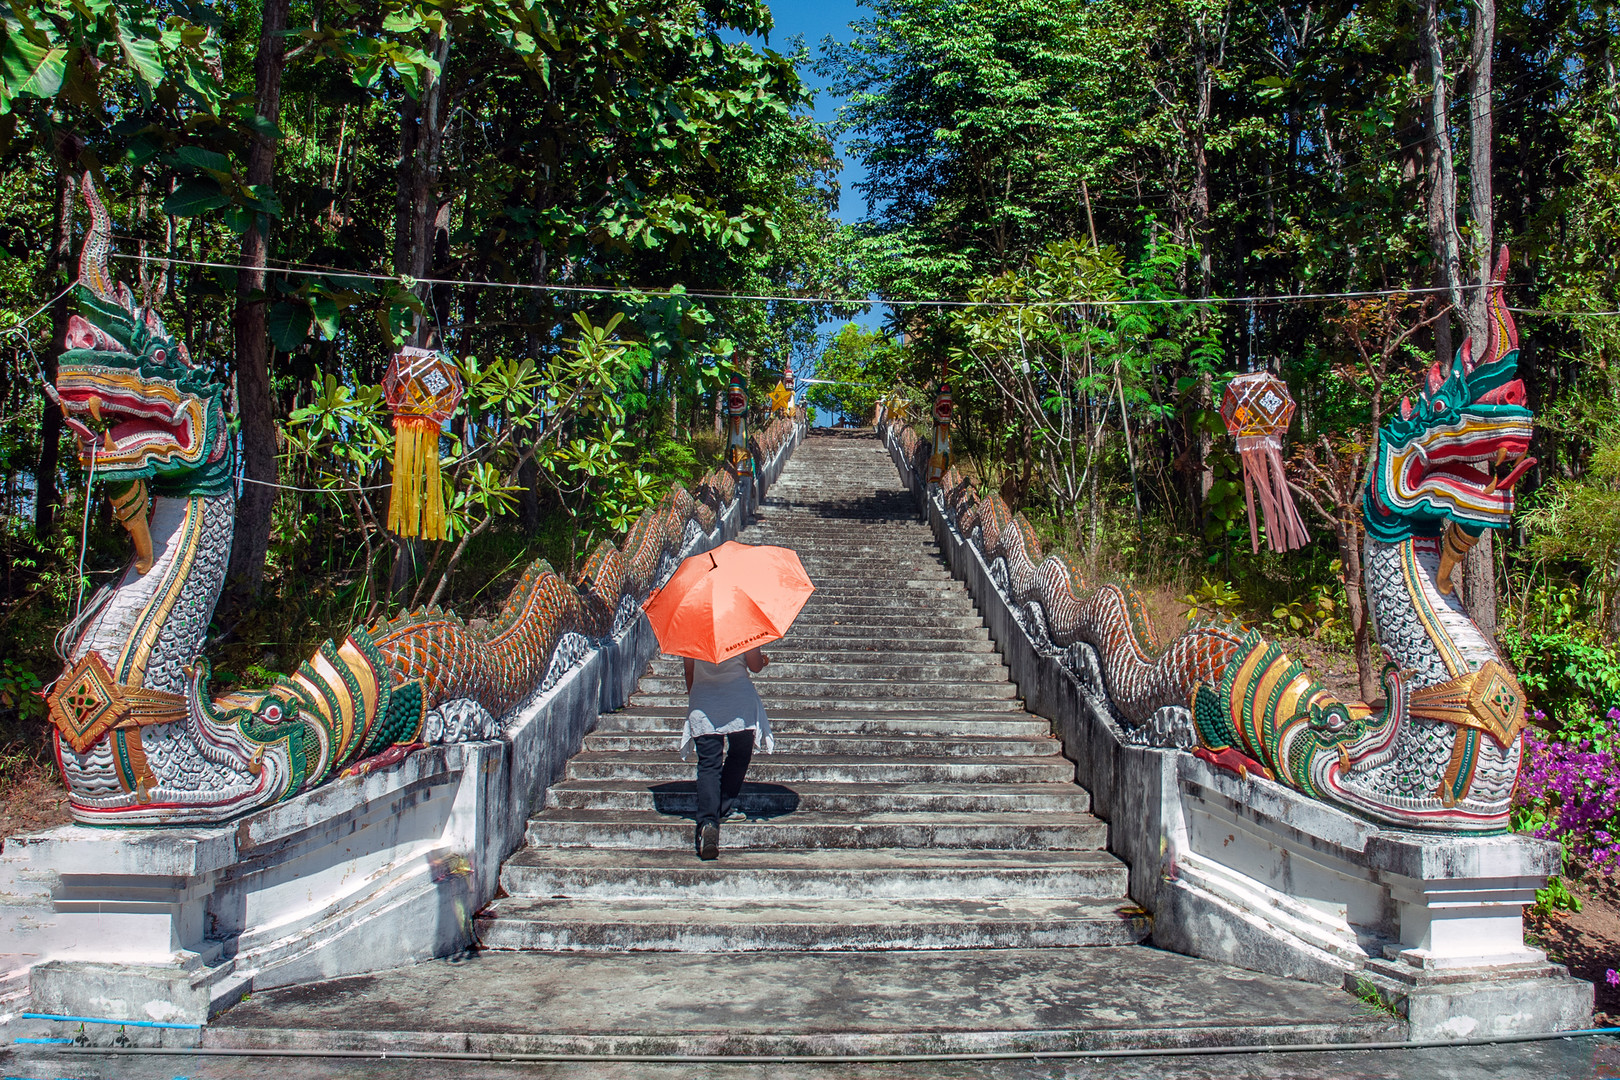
[20,1011,201,1031]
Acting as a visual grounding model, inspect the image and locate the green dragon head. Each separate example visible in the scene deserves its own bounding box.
[1364,248,1535,544]
[47,176,232,498]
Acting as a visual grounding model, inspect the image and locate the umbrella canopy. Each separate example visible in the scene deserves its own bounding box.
[641,541,815,664]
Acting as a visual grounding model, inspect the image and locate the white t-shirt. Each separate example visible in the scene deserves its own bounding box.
[681,654,773,754]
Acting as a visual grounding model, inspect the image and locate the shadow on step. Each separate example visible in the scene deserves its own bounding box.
[648,782,801,820]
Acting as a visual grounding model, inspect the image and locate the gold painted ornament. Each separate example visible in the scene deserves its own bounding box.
[384,347,463,540]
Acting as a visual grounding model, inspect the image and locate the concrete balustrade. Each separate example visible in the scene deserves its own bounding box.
[0,424,803,1032]
[881,422,1593,1040]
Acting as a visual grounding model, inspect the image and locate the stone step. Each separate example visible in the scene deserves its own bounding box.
[564,752,1074,787]
[763,633,996,652]
[631,694,1025,714]
[522,809,1107,851]
[630,694,1025,715]
[799,584,967,599]
[474,896,1148,952]
[778,623,989,643]
[678,646,1001,666]
[636,676,1018,700]
[543,779,1089,815]
[499,847,1127,901]
[784,553,947,566]
[644,658,1008,681]
[200,948,1404,1057]
[580,731,1061,758]
[756,542,943,556]
[592,713,1049,736]
[793,599,980,617]
[794,575,953,588]
[784,611,985,630]
[753,537,937,550]
[612,703,1024,720]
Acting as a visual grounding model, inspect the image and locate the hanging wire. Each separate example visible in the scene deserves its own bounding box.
[99,250,1555,312]
[238,475,390,493]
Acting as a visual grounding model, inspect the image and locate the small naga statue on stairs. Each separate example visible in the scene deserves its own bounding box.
[899,250,1536,833]
[41,178,781,826]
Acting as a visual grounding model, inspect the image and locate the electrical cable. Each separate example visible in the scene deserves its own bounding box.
[237,475,390,494]
[0,282,77,341]
[105,250,1545,310]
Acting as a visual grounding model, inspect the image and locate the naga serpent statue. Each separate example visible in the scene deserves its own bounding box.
[41,178,790,826]
[894,251,1533,833]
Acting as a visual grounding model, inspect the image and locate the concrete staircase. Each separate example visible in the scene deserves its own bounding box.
[475,430,1146,952]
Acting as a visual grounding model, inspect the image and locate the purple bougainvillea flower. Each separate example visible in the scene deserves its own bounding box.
[1514,712,1620,870]
[1607,968,1619,988]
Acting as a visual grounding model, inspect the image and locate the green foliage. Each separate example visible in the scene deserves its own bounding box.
[1351,976,1397,1017]
[1181,578,1244,623]
[810,323,901,422]
[1532,875,1583,916]
[0,657,43,725]
[947,236,1191,543]
[1268,564,1343,639]
[0,0,226,121]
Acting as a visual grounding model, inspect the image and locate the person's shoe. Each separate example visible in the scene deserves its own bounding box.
[698,822,720,861]
[721,807,747,823]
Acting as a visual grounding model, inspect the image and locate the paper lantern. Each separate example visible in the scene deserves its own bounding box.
[768,380,794,417]
[384,347,462,541]
[1219,370,1308,553]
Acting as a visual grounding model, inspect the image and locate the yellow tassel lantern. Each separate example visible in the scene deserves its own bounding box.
[384,346,463,541]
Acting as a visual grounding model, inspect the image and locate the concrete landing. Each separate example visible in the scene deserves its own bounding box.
[204,946,1401,1056]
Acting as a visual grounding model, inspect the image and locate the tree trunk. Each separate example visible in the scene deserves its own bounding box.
[1460,0,1499,635]
[1196,370,1214,514]
[389,30,453,595]
[1190,28,1214,300]
[1464,530,1497,638]
[223,0,291,612]
[36,138,80,540]
[1466,0,1496,338]
[1339,526,1378,702]
[1420,0,1466,319]
[401,32,453,336]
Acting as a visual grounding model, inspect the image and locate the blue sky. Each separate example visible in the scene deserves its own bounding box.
[739,1,885,417]
[750,1,869,225]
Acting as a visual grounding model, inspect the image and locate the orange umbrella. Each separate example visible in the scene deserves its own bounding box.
[641,541,815,664]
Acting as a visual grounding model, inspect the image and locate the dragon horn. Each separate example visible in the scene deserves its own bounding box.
[1483,245,1518,370]
[77,174,116,303]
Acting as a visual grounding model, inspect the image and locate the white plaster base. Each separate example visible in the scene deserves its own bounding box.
[0,426,804,1026]
[881,423,1594,1037]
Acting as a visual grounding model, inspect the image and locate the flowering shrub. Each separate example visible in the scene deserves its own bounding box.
[1511,707,1620,871]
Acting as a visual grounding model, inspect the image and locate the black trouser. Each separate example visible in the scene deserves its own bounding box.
[694,730,754,828]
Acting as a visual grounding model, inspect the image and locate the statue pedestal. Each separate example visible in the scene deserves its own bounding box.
[1156,768,1592,1038]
